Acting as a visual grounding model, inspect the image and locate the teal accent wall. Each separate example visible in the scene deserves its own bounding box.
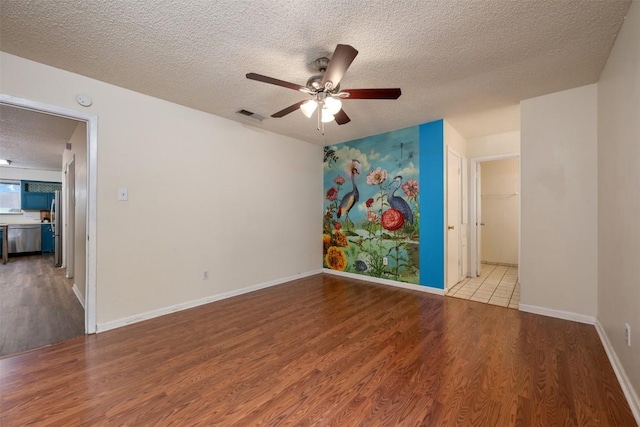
[323,119,445,290]
[419,120,444,289]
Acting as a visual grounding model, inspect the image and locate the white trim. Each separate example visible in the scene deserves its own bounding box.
[96,269,323,333]
[72,283,85,309]
[518,304,596,325]
[322,269,445,296]
[595,320,640,425]
[0,94,98,334]
[86,112,98,334]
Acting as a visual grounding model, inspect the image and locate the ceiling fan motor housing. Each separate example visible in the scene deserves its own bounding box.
[315,57,329,72]
[306,74,340,92]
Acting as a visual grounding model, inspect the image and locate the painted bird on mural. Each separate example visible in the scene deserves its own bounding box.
[337,159,361,222]
[389,175,414,225]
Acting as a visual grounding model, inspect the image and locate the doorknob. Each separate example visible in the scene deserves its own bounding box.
[448,225,455,230]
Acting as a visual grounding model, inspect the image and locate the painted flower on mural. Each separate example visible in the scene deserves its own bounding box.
[326,187,338,201]
[333,175,346,186]
[366,167,387,185]
[325,247,347,271]
[323,234,332,248]
[366,210,379,223]
[402,179,419,199]
[365,197,374,208]
[334,222,342,231]
[381,208,404,231]
[334,231,349,248]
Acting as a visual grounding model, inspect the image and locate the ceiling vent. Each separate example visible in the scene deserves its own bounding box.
[236,109,266,122]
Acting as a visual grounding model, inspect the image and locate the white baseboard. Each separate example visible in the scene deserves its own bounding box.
[595,320,640,425]
[322,268,445,296]
[518,304,596,325]
[72,283,85,309]
[96,269,323,333]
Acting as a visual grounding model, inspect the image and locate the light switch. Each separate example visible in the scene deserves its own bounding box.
[118,188,128,201]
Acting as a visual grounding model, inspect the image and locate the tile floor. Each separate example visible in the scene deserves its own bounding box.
[446,264,520,309]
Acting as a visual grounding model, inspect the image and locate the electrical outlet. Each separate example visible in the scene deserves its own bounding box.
[383,257,388,266]
[625,323,631,347]
[203,271,209,280]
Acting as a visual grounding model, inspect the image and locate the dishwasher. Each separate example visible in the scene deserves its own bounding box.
[8,224,41,254]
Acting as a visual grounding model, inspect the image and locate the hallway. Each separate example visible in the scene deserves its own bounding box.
[0,254,84,357]
[446,263,519,309]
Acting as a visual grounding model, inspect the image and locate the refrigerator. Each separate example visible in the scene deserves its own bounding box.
[51,190,62,267]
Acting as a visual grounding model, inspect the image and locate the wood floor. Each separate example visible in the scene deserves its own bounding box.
[0,274,635,426]
[0,254,85,357]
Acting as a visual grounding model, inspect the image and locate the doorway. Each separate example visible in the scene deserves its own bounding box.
[448,153,521,308]
[0,94,98,346]
[469,154,520,278]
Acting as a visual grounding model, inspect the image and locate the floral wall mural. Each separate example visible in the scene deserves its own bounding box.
[323,126,421,284]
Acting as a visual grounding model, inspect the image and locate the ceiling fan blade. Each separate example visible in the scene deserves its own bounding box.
[271,100,306,118]
[321,44,358,89]
[246,73,307,92]
[334,109,351,125]
[341,88,402,99]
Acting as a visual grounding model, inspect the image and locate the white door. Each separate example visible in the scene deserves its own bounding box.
[476,162,482,275]
[65,157,75,279]
[446,150,461,289]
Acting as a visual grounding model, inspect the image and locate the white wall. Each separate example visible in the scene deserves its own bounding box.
[444,120,467,158]
[480,158,519,265]
[0,167,62,182]
[1,52,322,327]
[520,84,598,317]
[597,0,640,409]
[467,131,520,159]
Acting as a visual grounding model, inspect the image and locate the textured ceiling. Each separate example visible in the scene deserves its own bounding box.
[0,0,631,147]
[0,105,80,171]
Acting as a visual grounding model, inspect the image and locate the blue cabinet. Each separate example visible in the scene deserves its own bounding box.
[21,181,61,211]
[23,192,51,210]
[41,224,54,253]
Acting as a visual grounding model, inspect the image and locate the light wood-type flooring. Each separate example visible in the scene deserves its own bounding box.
[0,254,84,358]
[0,274,635,426]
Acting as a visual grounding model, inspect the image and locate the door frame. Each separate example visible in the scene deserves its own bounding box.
[445,147,463,290]
[0,94,98,334]
[64,156,75,279]
[469,153,520,278]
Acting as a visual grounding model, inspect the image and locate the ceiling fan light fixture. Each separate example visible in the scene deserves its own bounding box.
[320,109,335,123]
[324,97,342,115]
[300,100,318,118]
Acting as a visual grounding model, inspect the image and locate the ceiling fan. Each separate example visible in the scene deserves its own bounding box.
[246,44,401,133]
